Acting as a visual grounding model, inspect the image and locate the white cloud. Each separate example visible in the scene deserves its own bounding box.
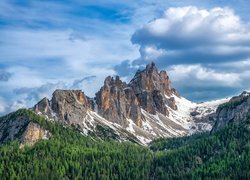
[167,64,241,87]
[141,46,167,60]
[1,2,250,114]
[7,66,44,88]
[132,6,250,65]
[0,29,138,66]
[165,63,250,101]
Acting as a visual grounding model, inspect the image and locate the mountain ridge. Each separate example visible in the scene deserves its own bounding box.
[31,62,229,144]
[0,104,249,179]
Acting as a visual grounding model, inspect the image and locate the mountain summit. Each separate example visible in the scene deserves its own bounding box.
[32,63,228,144]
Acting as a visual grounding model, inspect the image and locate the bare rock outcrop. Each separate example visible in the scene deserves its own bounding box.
[34,97,52,117]
[20,122,50,147]
[34,90,93,125]
[0,114,50,146]
[95,62,179,127]
[95,76,141,127]
[212,91,250,131]
[32,63,183,142]
[129,62,178,116]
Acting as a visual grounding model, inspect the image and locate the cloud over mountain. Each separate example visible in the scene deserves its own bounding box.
[1,1,250,114]
[114,6,250,101]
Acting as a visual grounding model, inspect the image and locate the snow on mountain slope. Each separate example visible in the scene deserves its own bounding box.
[189,97,231,133]
[34,91,229,144]
[194,98,231,118]
[167,95,230,134]
[31,63,231,145]
[118,95,230,144]
[73,110,143,144]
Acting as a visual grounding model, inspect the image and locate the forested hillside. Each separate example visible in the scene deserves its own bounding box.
[0,109,249,179]
[149,119,250,179]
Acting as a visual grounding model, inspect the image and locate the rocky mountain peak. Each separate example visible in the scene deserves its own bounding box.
[52,90,90,106]
[33,89,93,125]
[127,63,179,115]
[146,62,158,75]
[34,97,51,115]
[93,63,181,127]
[129,63,178,97]
[95,75,140,127]
[239,91,250,98]
[103,75,126,89]
[31,63,193,144]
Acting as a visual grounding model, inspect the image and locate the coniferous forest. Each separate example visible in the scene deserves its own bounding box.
[0,109,249,179]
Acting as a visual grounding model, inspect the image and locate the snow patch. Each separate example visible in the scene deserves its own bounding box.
[126,118,135,133]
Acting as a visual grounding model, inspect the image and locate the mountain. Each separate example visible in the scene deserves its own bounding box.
[149,118,250,179]
[32,62,229,144]
[212,91,250,131]
[0,63,249,179]
[0,107,249,179]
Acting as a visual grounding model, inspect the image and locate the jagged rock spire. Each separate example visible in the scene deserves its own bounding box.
[34,63,179,129]
[95,63,179,126]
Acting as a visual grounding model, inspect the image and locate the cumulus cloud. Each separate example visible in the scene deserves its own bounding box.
[73,75,96,84]
[131,6,250,65]
[168,64,241,87]
[166,63,250,101]
[113,6,250,101]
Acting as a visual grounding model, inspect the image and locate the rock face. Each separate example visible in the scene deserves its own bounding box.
[0,114,50,146]
[95,76,141,127]
[33,89,142,143]
[51,90,92,124]
[34,90,93,125]
[129,63,178,115]
[20,122,50,147]
[212,91,250,131]
[31,62,223,144]
[2,62,235,145]
[34,97,52,117]
[95,63,179,128]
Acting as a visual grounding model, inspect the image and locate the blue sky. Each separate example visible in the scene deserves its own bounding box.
[0,0,250,115]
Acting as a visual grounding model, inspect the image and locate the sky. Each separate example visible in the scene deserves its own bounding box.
[0,0,250,115]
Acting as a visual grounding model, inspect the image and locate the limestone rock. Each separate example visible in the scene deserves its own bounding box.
[30,63,190,144]
[0,114,50,146]
[95,76,141,127]
[94,63,180,127]
[166,97,178,110]
[129,62,178,116]
[34,97,52,117]
[34,90,93,125]
[212,91,250,131]
[0,116,29,143]
[20,122,50,147]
